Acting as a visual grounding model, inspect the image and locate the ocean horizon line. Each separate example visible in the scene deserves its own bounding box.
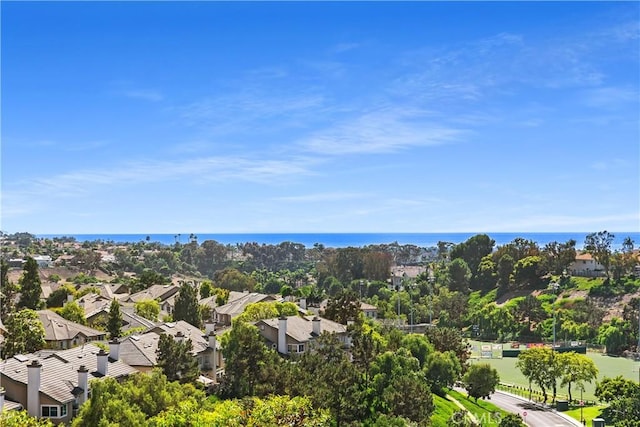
[35,231,640,250]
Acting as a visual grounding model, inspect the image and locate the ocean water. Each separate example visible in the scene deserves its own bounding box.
[37,232,640,249]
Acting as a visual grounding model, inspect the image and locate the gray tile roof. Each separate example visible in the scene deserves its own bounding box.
[258,315,347,343]
[119,333,160,367]
[37,310,106,342]
[0,344,137,404]
[144,321,210,353]
[119,320,216,368]
[214,293,276,317]
[127,284,179,303]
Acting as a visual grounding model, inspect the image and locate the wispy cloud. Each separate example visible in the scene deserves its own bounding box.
[1,154,318,218]
[298,107,464,155]
[275,192,371,203]
[177,90,327,133]
[123,89,164,102]
[591,158,630,171]
[582,86,639,109]
[330,42,360,54]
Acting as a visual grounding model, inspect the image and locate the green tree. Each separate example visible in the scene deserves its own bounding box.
[107,298,123,339]
[597,318,627,355]
[58,300,87,325]
[324,290,361,325]
[584,230,614,278]
[134,299,160,321]
[512,255,544,288]
[557,352,598,403]
[73,370,204,426]
[382,374,434,424]
[297,332,364,425]
[450,234,495,277]
[425,350,461,394]
[2,309,45,358]
[220,320,278,397]
[596,376,640,403]
[447,258,472,293]
[156,333,199,383]
[542,240,577,275]
[1,259,19,322]
[199,280,213,299]
[0,410,55,426]
[497,254,515,294]
[516,347,558,403]
[401,333,434,368]
[18,257,43,310]
[45,284,76,308]
[132,269,170,293]
[596,376,640,426]
[463,362,500,402]
[474,255,497,290]
[214,268,256,292]
[499,413,525,427]
[246,395,332,427]
[236,301,299,323]
[425,326,471,369]
[174,281,202,328]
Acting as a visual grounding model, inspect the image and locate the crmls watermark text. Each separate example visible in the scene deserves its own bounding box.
[475,412,503,426]
[451,411,506,426]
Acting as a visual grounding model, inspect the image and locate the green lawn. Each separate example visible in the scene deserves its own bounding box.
[448,389,509,425]
[564,404,606,425]
[469,342,640,402]
[431,393,460,427]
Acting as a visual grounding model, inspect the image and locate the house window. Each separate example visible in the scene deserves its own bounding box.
[42,405,66,418]
[287,344,304,353]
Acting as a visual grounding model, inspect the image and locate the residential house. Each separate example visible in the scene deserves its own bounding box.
[255,315,349,355]
[213,292,277,326]
[32,255,53,268]
[125,284,179,305]
[568,252,605,277]
[390,266,426,290]
[0,342,137,424]
[37,310,106,350]
[118,320,222,377]
[75,293,112,326]
[360,302,378,319]
[76,282,129,301]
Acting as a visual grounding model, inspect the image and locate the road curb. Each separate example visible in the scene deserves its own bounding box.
[493,391,583,427]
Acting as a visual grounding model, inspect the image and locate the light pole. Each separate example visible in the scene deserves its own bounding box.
[409,282,414,333]
[550,282,560,348]
[580,388,584,425]
[428,269,435,326]
[396,284,401,328]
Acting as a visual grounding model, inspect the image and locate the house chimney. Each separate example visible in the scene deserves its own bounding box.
[204,320,215,334]
[96,349,109,376]
[0,388,5,413]
[77,365,89,405]
[208,331,217,382]
[278,316,288,354]
[299,298,307,310]
[207,331,216,350]
[27,360,42,417]
[109,339,120,361]
[312,316,321,336]
[175,331,184,344]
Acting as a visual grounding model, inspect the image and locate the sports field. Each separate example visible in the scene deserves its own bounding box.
[469,341,640,401]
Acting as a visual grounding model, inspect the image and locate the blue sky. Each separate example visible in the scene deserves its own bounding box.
[1,2,638,234]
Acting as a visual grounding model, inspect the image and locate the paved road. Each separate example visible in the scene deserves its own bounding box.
[489,391,582,427]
